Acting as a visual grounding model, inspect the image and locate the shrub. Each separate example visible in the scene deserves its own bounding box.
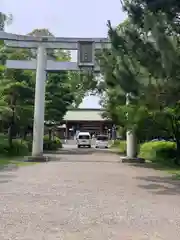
[53,136,62,148]
[0,137,9,155]
[139,141,177,164]
[26,135,62,152]
[0,136,29,156]
[8,139,29,156]
[43,135,62,151]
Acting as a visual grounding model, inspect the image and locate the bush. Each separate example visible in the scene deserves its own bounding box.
[26,135,62,152]
[0,137,9,155]
[43,135,62,151]
[0,136,29,157]
[139,141,177,164]
[8,139,29,156]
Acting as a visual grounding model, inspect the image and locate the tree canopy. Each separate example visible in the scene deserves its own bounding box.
[97,0,180,162]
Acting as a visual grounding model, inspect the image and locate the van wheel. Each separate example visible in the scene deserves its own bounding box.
[88,145,91,148]
[78,145,80,148]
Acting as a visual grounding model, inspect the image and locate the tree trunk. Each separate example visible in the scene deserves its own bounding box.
[8,110,16,148]
[23,128,28,140]
[8,95,16,148]
[8,125,13,148]
[48,129,52,141]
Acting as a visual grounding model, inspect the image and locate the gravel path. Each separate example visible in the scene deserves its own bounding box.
[0,152,180,239]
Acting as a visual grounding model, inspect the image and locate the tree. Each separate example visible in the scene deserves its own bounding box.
[45,71,74,122]
[97,1,180,163]
[0,12,12,30]
[122,0,180,34]
[0,48,35,145]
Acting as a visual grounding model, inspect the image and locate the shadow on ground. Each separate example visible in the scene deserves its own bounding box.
[0,164,18,172]
[51,158,120,163]
[134,174,180,195]
[0,173,17,184]
[130,161,180,176]
[0,159,33,184]
[45,148,118,155]
[127,162,180,195]
[0,164,18,184]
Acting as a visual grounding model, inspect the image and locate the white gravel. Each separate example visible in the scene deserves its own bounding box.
[0,152,180,239]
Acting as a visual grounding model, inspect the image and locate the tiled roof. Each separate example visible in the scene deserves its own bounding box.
[63,109,107,121]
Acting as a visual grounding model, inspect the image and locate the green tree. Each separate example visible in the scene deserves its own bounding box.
[0,12,12,30]
[98,1,180,162]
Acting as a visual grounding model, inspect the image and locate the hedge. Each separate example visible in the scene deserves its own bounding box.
[0,134,62,158]
[43,135,62,151]
[112,139,177,165]
[27,135,62,152]
[139,141,177,164]
[0,138,29,156]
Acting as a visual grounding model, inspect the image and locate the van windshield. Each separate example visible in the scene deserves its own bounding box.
[78,135,90,139]
[97,135,108,141]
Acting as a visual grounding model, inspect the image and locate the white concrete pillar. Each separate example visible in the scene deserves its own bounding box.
[126,93,137,158]
[32,45,47,156]
[126,130,137,158]
[65,121,68,141]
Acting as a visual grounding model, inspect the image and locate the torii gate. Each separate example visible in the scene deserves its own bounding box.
[0,31,137,161]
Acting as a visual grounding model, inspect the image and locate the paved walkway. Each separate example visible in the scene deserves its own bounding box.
[0,152,180,239]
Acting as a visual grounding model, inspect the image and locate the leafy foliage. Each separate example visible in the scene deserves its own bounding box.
[43,135,62,151]
[0,135,29,156]
[139,141,177,164]
[97,0,180,163]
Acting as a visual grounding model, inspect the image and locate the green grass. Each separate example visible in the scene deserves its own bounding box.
[162,167,180,180]
[110,140,127,155]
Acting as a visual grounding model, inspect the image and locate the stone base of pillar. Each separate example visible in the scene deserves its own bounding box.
[120,156,145,163]
[27,155,50,162]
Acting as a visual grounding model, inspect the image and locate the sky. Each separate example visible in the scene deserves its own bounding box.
[1,0,126,108]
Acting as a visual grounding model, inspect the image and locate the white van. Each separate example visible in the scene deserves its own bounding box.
[95,134,109,148]
[76,132,91,148]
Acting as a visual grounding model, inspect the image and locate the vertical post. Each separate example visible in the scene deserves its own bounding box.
[100,123,103,134]
[126,93,137,158]
[65,120,68,142]
[32,45,47,156]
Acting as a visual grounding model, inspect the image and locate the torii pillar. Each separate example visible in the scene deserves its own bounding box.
[32,45,47,156]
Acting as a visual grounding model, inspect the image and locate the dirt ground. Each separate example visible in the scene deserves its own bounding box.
[0,151,180,240]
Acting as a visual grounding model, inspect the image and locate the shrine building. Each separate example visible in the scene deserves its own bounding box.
[58,108,113,139]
